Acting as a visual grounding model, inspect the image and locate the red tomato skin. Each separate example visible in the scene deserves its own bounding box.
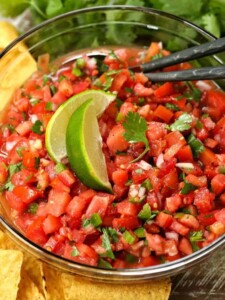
[48,189,71,217]
[178,237,193,255]
[194,187,215,213]
[25,217,48,245]
[66,196,88,219]
[211,174,225,195]
[5,191,27,212]
[178,214,200,230]
[214,208,225,225]
[85,195,110,219]
[155,212,173,228]
[58,169,76,187]
[170,220,190,236]
[13,186,40,204]
[42,214,61,235]
[112,216,139,230]
[112,169,128,186]
[106,124,129,155]
[116,200,140,216]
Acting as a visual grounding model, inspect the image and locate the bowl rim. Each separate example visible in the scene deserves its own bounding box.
[0,4,217,59]
[0,4,224,281]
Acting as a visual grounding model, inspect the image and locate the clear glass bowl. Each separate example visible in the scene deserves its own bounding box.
[0,5,225,283]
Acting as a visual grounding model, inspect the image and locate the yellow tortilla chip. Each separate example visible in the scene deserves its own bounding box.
[0,21,37,116]
[43,264,65,300]
[61,273,171,300]
[0,249,23,300]
[17,269,45,300]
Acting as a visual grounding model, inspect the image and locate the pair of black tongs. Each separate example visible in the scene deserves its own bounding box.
[130,37,225,82]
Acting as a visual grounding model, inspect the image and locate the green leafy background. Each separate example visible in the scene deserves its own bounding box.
[1,0,225,38]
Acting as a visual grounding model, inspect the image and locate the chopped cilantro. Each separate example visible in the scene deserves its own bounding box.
[90,213,102,227]
[50,85,57,95]
[141,178,152,191]
[34,157,40,169]
[30,98,40,106]
[138,203,151,220]
[181,181,197,195]
[71,245,80,257]
[218,166,225,174]
[4,181,14,191]
[76,58,85,69]
[189,230,205,252]
[45,101,53,111]
[122,112,149,162]
[134,227,145,238]
[43,74,49,85]
[16,147,26,158]
[165,103,180,111]
[196,119,203,130]
[123,230,135,244]
[107,227,118,243]
[28,203,39,215]
[125,253,138,264]
[72,67,83,77]
[31,120,43,135]
[169,113,192,132]
[98,258,112,269]
[82,218,91,228]
[187,133,205,157]
[9,163,22,177]
[102,228,115,259]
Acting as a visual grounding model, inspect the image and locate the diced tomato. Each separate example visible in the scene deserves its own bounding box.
[204,89,225,121]
[155,212,173,228]
[178,237,193,255]
[64,242,98,266]
[25,216,48,245]
[13,186,41,204]
[50,177,70,193]
[0,159,8,183]
[214,208,225,225]
[154,82,174,98]
[133,83,153,97]
[112,216,139,230]
[198,211,217,226]
[116,200,140,216]
[112,169,128,186]
[66,196,88,219]
[85,195,110,218]
[199,148,217,166]
[5,190,27,212]
[58,169,76,187]
[165,194,182,213]
[153,105,174,123]
[106,124,129,155]
[145,42,161,62]
[211,174,225,195]
[165,131,186,148]
[209,221,225,236]
[110,69,129,92]
[194,187,215,213]
[147,122,167,141]
[22,150,40,170]
[42,214,61,235]
[170,220,190,236]
[48,189,71,217]
[177,145,194,162]
[178,214,199,230]
[146,233,165,253]
[58,79,73,97]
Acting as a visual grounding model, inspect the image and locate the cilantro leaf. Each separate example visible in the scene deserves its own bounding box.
[181,181,197,195]
[122,112,149,162]
[71,245,80,257]
[31,120,44,135]
[187,133,205,157]
[169,113,192,132]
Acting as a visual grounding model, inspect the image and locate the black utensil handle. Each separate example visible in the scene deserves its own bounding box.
[145,66,225,82]
[139,37,225,73]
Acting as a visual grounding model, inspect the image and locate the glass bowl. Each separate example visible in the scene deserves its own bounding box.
[0,5,225,283]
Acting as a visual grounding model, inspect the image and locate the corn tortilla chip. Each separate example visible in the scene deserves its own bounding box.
[0,21,37,116]
[61,273,171,300]
[0,249,23,300]
[43,264,65,300]
[17,269,45,300]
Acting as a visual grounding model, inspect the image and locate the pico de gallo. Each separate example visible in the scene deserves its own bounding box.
[1,42,225,269]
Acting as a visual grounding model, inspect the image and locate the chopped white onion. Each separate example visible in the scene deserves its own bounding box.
[156,153,164,168]
[29,139,42,150]
[136,160,152,170]
[6,141,17,151]
[30,114,38,123]
[196,80,212,91]
[129,184,139,197]
[176,162,194,169]
[165,231,179,242]
[138,186,146,198]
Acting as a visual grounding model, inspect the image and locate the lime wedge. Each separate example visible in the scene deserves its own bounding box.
[45,90,116,162]
[66,98,112,192]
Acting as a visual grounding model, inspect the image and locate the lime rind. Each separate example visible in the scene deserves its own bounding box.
[45,90,116,162]
[66,98,112,193]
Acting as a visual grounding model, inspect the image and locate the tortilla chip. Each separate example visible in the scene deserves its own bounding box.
[17,269,45,300]
[22,255,47,299]
[0,229,21,250]
[0,21,37,116]
[61,273,171,300]
[0,249,23,300]
[43,264,65,300]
